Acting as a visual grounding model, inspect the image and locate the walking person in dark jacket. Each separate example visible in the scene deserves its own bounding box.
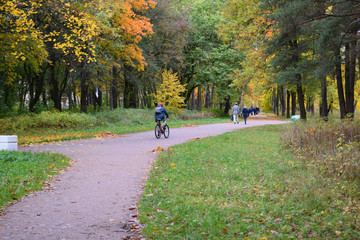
[241,106,249,124]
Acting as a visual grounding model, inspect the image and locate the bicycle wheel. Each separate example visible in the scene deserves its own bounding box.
[163,125,170,138]
[155,124,161,139]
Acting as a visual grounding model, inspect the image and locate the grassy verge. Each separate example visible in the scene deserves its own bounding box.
[0,109,228,145]
[0,151,71,211]
[139,125,359,239]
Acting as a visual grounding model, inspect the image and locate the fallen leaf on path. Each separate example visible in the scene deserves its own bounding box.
[151,146,165,153]
[94,131,126,139]
[182,124,199,127]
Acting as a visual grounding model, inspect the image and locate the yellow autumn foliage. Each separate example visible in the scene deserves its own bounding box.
[153,69,186,114]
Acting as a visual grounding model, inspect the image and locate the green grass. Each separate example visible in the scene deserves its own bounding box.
[139,125,360,239]
[0,151,71,210]
[0,109,228,145]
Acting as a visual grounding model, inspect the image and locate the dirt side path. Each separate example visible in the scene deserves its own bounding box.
[0,120,290,240]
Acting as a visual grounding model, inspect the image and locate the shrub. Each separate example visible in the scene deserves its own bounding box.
[0,111,101,133]
[281,119,360,181]
[178,110,215,120]
[93,108,154,125]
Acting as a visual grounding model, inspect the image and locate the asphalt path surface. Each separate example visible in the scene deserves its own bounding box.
[0,120,290,240]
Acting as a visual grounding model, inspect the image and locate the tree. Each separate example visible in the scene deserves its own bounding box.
[153,69,186,113]
[218,0,277,112]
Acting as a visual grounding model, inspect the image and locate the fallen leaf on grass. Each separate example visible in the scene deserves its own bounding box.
[186,137,204,142]
[241,219,252,222]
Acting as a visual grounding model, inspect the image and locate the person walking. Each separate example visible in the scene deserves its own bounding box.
[241,106,249,124]
[231,102,240,124]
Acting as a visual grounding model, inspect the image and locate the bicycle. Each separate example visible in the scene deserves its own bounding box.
[155,119,170,139]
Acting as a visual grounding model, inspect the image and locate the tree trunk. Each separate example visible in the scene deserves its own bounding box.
[191,89,196,110]
[275,88,279,116]
[29,73,44,112]
[291,90,296,116]
[286,90,291,118]
[110,66,118,109]
[80,62,88,113]
[297,83,306,120]
[347,39,356,117]
[335,47,346,119]
[320,76,328,119]
[209,84,214,108]
[280,86,286,116]
[205,85,210,108]
[239,92,243,108]
[123,78,137,108]
[49,63,62,111]
[197,86,202,111]
[224,96,230,115]
[344,42,356,117]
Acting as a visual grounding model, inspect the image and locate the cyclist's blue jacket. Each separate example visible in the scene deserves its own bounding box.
[155,105,169,121]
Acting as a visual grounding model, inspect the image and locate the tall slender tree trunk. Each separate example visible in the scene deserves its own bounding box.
[320,76,328,119]
[205,85,210,108]
[291,90,296,116]
[344,42,356,117]
[239,92,243,108]
[224,96,230,115]
[123,67,138,108]
[280,86,285,116]
[191,89,196,110]
[29,72,44,112]
[296,83,306,120]
[80,62,88,113]
[110,66,118,109]
[335,47,346,119]
[275,87,279,116]
[50,63,62,111]
[348,38,356,117]
[197,86,202,111]
[286,90,291,118]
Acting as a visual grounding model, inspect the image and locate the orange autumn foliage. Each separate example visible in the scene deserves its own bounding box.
[111,0,157,70]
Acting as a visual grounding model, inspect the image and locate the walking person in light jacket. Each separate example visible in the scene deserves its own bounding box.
[231,102,240,124]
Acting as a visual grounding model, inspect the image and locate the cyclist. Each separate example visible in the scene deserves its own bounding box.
[155,102,169,132]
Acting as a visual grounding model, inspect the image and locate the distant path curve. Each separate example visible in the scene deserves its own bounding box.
[0,120,290,240]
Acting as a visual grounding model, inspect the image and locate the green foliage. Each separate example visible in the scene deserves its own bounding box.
[139,125,360,239]
[177,110,215,120]
[0,111,100,133]
[0,151,70,210]
[94,108,154,125]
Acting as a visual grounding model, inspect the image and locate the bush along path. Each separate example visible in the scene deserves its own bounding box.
[0,120,289,240]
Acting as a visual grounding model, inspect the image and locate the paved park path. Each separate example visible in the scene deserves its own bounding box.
[0,120,290,240]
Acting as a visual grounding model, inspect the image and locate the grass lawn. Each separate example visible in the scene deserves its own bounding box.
[18,118,228,145]
[0,151,71,211]
[139,124,359,239]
